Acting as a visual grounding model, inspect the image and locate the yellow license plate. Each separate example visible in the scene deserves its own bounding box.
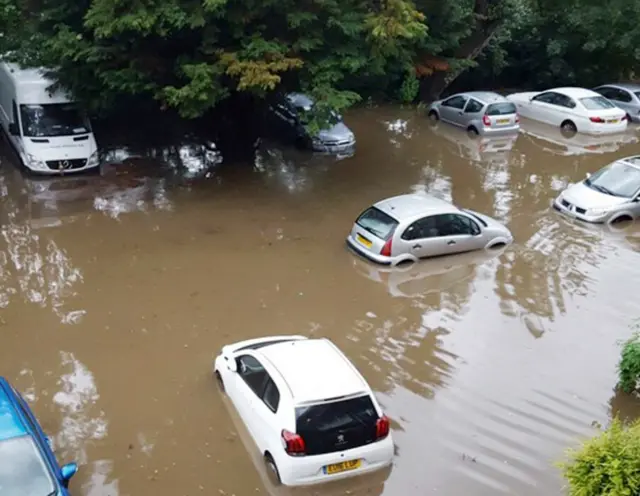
[325,459,362,474]
[357,234,372,248]
[497,119,509,124]
[608,119,619,124]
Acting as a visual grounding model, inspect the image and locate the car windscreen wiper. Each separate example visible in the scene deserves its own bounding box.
[591,184,618,196]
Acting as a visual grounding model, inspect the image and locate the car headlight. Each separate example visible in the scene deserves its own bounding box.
[26,153,47,169]
[86,151,100,167]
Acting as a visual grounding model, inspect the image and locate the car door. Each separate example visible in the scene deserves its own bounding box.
[231,354,273,451]
[463,98,484,128]
[434,213,485,255]
[529,92,562,125]
[552,93,580,127]
[439,95,468,126]
[397,215,446,259]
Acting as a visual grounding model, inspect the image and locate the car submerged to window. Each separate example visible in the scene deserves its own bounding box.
[213,336,393,486]
[346,193,513,266]
[593,83,640,123]
[0,377,78,495]
[266,93,356,153]
[553,155,640,224]
[427,91,520,136]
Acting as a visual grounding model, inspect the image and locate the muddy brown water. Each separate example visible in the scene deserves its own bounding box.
[2,106,640,495]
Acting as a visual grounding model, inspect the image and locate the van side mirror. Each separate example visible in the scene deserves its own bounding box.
[8,122,19,136]
[60,462,78,482]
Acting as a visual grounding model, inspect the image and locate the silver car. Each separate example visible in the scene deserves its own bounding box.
[346,193,513,266]
[427,91,520,136]
[593,84,640,123]
[553,155,640,224]
[267,93,356,153]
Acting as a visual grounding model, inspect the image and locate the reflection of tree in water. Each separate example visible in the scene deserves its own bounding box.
[609,388,640,424]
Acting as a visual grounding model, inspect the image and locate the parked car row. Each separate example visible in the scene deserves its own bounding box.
[427,84,640,137]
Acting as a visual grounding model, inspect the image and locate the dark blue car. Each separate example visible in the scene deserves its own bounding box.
[0,377,78,495]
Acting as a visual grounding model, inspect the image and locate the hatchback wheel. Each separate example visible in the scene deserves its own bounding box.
[264,453,282,486]
[214,370,225,393]
[428,110,439,121]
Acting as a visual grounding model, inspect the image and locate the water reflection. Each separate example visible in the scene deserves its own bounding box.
[352,248,506,299]
[429,121,518,166]
[519,118,638,156]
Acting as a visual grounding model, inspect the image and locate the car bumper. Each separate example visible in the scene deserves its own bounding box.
[346,236,393,265]
[478,124,520,136]
[25,162,101,176]
[311,140,356,154]
[583,121,628,135]
[552,198,608,223]
[277,435,394,486]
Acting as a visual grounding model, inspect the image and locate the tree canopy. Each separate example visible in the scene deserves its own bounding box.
[0,0,639,119]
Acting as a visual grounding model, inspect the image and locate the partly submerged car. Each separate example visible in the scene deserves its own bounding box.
[213,335,393,486]
[427,91,519,136]
[346,193,513,266]
[553,155,640,224]
[593,83,640,123]
[266,93,356,153]
[506,87,627,135]
[0,377,78,495]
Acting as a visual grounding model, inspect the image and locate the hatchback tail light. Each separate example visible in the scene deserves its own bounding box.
[281,429,306,456]
[380,238,392,257]
[515,114,520,123]
[589,116,605,123]
[376,415,390,439]
[482,115,491,126]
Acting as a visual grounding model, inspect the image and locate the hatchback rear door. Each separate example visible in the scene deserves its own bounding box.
[485,102,518,129]
[350,207,398,255]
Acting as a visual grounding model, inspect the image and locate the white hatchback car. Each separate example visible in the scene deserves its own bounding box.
[213,336,394,486]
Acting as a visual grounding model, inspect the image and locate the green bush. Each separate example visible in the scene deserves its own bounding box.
[618,332,640,394]
[560,418,640,496]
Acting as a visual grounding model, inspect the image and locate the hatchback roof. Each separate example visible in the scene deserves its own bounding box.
[460,91,508,103]
[0,378,27,441]
[258,338,368,404]
[374,193,457,220]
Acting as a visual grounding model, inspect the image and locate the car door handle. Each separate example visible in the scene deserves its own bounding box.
[412,244,421,249]
[447,240,456,245]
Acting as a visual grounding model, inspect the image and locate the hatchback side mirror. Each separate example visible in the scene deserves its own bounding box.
[227,357,237,372]
[585,172,591,179]
[60,462,78,482]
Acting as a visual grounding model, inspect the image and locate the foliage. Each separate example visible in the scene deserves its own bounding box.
[560,418,640,496]
[619,332,640,394]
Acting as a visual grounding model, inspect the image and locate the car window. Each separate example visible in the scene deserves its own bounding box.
[237,355,269,397]
[464,99,483,113]
[442,95,466,109]
[401,216,439,240]
[0,435,56,496]
[262,379,280,412]
[437,214,480,236]
[611,88,632,103]
[356,207,398,240]
[555,94,576,108]
[485,102,517,115]
[580,96,615,110]
[595,86,614,99]
[532,92,558,104]
[585,161,640,198]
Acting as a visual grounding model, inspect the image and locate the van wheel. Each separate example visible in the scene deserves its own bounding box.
[214,370,225,393]
[264,453,282,485]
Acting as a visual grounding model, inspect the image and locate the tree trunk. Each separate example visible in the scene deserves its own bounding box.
[419,0,502,102]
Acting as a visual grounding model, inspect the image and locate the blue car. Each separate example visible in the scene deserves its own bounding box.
[0,377,78,495]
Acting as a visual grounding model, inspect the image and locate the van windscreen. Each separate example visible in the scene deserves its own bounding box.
[20,103,91,137]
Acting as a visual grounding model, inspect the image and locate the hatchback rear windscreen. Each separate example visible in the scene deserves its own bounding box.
[356,207,398,240]
[485,102,517,116]
[295,395,379,455]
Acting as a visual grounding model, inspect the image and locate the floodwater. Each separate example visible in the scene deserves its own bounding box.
[2,106,640,495]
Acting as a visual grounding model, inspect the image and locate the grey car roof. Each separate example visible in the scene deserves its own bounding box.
[374,194,458,220]
[286,92,314,110]
[456,91,509,104]
[619,155,640,168]
[597,83,640,91]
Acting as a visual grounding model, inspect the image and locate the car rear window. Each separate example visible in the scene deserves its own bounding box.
[485,102,516,116]
[356,207,398,240]
[295,395,379,455]
[580,96,615,110]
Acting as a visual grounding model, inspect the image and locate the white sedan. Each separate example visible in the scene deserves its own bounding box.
[506,87,627,135]
[213,335,394,486]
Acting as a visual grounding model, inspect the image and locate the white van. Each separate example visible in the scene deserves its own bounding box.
[0,62,99,174]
